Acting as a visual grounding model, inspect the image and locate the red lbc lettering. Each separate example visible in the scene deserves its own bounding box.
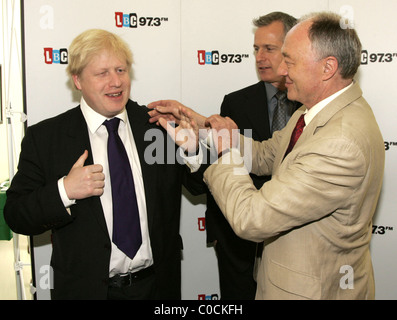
[115,12,123,28]
[197,50,206,65]
[44,48,53,64]
[198,217,206,231]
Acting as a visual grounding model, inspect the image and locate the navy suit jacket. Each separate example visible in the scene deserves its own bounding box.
[206,82,272,243]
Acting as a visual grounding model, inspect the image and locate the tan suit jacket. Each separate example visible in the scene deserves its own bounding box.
[204,82,385,299]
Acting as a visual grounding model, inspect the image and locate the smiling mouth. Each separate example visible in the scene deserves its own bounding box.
[258,66,271,71]
[106,92,122,97]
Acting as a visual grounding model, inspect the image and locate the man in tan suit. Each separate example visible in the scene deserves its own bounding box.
[149,12,385,299]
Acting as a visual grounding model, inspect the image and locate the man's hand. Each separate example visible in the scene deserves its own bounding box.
[63,150,105,200]
[147,100,207,131]
[157,109,200,154]
[205,115,239,156]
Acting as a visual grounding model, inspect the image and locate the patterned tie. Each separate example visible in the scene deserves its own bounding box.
[103,118,142,259]
[284,113,305,159]
[272,91,289,133]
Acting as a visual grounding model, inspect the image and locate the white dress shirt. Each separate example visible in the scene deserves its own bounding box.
[58,98,153,277]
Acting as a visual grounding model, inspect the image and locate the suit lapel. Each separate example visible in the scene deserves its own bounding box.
[66,107,109,237]
[276,82,363,168]
[307,82,362,133]
[245,82,271,140]
[273,106,306,167]
[66,107,94,163]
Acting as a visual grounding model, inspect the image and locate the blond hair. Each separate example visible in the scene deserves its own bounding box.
[66,29,133,77]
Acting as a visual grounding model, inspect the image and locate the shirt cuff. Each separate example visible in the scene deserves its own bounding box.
[58,177,76,209]
[179,144,204,173]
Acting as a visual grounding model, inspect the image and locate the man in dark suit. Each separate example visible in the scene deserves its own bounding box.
[4,29,198,300]
[200,12,300,299]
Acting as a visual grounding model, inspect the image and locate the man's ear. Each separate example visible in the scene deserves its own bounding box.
[72,74,82,90]
[322,56,339,81]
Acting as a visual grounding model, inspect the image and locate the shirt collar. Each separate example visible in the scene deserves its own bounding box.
[80,97,128,134]
[264,81,279,100]
[304,82,353,126]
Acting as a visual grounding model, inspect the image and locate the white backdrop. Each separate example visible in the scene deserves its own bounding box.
[21,0,397,299]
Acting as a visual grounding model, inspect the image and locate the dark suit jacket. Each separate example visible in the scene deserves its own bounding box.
[5,100,194,299]
[206,82,272,243]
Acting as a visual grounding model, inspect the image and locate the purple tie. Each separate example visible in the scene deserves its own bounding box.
[103,118,142,259]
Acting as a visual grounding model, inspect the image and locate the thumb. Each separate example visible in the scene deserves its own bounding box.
[72,150,88,168]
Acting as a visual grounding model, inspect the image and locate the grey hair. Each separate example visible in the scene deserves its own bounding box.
[299,12,362,79]
[253,12,297,38]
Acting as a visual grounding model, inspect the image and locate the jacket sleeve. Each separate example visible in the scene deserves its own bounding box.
[203,137,366,242]
[4,127,74,236]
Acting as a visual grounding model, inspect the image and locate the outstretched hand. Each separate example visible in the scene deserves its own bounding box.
[147,100,239,156]
[148,100,210,154]
[205,115,239,156]
[147,100,207,130]
[157,107,200,155]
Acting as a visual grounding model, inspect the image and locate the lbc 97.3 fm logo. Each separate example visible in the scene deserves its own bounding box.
[115,12,169,28]
[198,50,249,65]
